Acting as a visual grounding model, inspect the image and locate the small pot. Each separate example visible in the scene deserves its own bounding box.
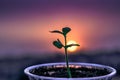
[24,62,116,80]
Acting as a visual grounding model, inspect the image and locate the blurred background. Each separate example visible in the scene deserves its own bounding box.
[0,0,120,80]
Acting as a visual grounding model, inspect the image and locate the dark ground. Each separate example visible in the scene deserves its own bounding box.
[0,50,120,80]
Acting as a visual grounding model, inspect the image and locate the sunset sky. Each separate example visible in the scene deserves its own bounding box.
[0,0,120,56]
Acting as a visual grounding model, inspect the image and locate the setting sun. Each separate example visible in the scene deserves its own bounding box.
[67,40,78,52]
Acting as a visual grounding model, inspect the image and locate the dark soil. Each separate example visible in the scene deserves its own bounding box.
[30,65,110,78]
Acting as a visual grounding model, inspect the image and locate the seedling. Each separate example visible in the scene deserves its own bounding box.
[50,27,80,78]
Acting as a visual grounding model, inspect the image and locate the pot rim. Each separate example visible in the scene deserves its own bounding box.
[24,62,116,80]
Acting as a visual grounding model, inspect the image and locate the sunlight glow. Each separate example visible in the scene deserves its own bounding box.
[67,40,78,52]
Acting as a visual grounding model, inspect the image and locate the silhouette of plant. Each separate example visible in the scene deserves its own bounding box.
[50,27,80,78]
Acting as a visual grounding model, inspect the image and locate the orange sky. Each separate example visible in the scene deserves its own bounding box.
[0,0,120,56]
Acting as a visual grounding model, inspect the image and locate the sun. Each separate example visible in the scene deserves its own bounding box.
[67,40,78,52]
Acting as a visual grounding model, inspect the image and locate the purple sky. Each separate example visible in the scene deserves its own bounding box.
[0,0,120,56]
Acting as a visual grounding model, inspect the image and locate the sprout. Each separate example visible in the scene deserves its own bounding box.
[50,27,80,78]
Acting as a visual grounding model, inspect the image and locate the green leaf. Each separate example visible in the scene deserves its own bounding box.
[66,44,80,48]
[50,30,63,34]
[53,39,63,49]
[62,27,71,35]
[57,39,63,45]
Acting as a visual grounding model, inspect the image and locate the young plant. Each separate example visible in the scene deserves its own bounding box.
[50,27,80,78]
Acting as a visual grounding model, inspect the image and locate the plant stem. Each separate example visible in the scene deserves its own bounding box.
[64,35,72,78]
